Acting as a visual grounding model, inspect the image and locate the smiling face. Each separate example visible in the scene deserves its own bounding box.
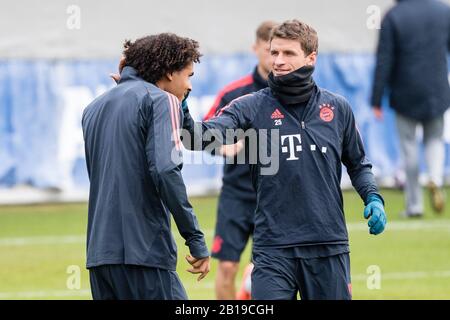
[165,61,194,101]
[270,37,317,77]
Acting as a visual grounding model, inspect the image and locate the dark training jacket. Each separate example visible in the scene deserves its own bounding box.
[82,66,209,270]
[371,0,450,120]
[184,85,382,249]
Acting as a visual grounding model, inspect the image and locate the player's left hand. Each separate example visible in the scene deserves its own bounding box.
[109,55,126,84]
[185,254,210,281]
[364,194,387,235]
[219,140,244,157]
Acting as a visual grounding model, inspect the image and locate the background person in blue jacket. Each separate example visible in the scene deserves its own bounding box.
[371,0,450,217]
[182,19,387,300]
[82,33,210,300]
[202,20,277,300]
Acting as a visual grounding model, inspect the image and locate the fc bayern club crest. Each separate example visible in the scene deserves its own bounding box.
[319,104,335,122]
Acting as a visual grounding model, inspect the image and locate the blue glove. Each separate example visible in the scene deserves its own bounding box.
[181,90,191,113]
[363,194,387,235]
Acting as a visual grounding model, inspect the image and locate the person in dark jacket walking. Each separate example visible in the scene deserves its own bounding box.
[371,0,450,217]
[82,33,210,300]
[203,20,277,300]
[182,20,387,300]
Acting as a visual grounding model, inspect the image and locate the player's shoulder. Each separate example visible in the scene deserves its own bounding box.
[133,83,180,121]
[140,83,176,107]
[248,87,277,106]
[221,74,254,94]
[255,87,274,98]
[318,87,352,111]
[153,88,178,106]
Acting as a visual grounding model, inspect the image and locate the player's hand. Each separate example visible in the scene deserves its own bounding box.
[185,255,210,281]
[364,194,387,235]
[373,106,383,121]
[110,73,121,84]
[109,55,126,84]
[219,140,244,157]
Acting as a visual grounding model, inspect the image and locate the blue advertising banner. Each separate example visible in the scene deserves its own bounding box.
[0,55,449,198]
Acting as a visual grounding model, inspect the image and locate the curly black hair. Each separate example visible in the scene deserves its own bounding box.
[123,33,201,84]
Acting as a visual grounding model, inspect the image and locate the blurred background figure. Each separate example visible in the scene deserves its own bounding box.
[203,20,277,300]
[371,0,450,217]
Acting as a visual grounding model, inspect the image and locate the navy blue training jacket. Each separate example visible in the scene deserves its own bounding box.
[184,85,381,249]
[82,66,209,270]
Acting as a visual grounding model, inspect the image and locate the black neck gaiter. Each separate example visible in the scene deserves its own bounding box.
[268,65,316,105]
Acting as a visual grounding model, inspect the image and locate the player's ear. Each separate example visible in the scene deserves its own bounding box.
[166,73,174,81]
[118,55,126,73]
[252,42,257,53]
[306,51,317,66]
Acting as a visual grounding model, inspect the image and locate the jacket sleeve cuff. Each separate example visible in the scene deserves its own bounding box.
[365,192,385,206]
[188,242,210,259]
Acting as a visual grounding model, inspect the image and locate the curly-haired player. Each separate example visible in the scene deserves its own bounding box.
[82,33,210,300]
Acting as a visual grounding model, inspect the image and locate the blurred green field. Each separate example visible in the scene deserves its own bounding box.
[0,188,449,300]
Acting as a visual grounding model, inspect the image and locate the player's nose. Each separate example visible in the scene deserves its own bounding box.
[273,54,285,66]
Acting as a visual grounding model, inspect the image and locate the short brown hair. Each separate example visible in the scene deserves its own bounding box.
[270,19,318,55]
[123,33,201,84]
[256,21,278,42]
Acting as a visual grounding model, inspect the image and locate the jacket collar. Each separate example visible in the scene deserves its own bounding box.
[118,66,142,83]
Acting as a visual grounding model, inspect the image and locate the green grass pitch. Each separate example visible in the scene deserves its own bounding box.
[0,188,449,300]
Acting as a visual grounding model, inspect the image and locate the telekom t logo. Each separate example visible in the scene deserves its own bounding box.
[281,134,302,160]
